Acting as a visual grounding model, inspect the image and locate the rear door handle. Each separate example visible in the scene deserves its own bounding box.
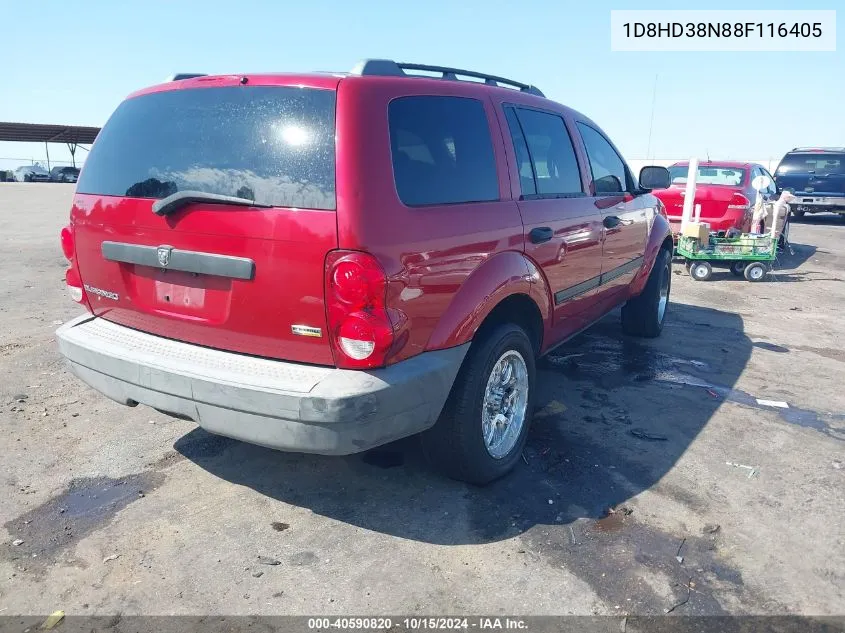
[603,216,621,229]
[529,227,554,244]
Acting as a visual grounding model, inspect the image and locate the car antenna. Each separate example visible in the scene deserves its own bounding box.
[706,150,710,163]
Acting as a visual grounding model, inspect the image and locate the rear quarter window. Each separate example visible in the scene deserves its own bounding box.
[77,86,337,210]
[388,96,498,206]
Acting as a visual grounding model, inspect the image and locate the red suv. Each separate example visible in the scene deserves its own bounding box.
[56,60,673,484]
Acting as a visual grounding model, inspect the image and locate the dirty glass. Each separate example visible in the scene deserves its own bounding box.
[77,86,336,210]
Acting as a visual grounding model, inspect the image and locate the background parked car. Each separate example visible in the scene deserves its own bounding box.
[13,165,51,182]
[653,161,778,237]
[50,166,80,183]
[774,147,845,218]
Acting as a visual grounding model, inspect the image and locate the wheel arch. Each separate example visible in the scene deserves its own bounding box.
[425,251,551,354]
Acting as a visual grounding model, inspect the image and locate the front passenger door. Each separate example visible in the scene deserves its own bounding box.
[576,122,647,299]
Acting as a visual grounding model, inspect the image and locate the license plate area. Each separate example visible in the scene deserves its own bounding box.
[126,266,233,323]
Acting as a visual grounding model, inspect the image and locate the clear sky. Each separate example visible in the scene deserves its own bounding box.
[1,0,842,169]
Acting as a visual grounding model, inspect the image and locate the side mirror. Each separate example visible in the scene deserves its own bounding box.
[639,166,671,190]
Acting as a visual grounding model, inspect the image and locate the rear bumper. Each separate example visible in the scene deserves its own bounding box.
[56,315,468,455]
[790,196,845,211]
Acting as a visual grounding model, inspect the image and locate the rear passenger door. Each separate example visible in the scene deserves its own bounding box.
[575,122,647,299]
[501,105,603,339]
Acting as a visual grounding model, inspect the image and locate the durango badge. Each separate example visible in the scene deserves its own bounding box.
[157,246,172,267]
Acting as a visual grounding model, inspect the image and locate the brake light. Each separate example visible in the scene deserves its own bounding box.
[727,193,751,210]
[60,224,87,306]
[325,251,394,369]
[60,226,74,260]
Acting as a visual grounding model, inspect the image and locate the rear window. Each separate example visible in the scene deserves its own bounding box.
[776,153,844,175]
[668,165,746,186]
[388,96,498,206]
[77,86,336,210]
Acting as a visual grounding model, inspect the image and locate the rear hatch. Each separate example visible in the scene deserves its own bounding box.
[72,79,339,365]
[656,164,748,230]
[775,152,845,197]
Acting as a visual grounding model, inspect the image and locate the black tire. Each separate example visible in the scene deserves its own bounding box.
[744,262,767,282]
[689,261,712,281]
[792,209,805,218]
[621,248,671,338]
[421,323,536,485]
[730,261,745,276]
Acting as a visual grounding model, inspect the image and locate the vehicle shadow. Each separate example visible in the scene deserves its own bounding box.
[174,302,751,545]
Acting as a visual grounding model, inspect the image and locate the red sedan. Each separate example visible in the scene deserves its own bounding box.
[653,161,777,237]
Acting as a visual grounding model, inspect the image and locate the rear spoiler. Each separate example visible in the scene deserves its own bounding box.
[166,73,207,81]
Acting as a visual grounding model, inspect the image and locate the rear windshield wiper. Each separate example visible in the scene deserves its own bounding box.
[152,190,273,216]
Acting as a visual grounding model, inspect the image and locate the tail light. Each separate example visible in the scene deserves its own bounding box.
[60,224,88,306]
[728,193,751,210]
[325,251,394,369]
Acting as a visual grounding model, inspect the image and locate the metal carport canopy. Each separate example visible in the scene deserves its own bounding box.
[0,122,100,144]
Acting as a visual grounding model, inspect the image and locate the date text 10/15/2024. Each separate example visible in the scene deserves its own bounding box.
[307,618,528,630]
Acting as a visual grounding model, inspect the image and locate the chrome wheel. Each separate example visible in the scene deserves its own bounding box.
[482,350,529,459]
[657,261,670,323]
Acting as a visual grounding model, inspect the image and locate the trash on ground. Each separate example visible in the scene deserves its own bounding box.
[102,554,120,563]
[702,523,721,534]
[12,539,24,546]
[726,462,758,478]
[664,577,693,614]
[41,611,65,630]
[756,399,789,409]
[706,389,719,398]
[675,537,686,564]
[535,400,567,419]
[271,522,290,532]
[630,428,668,442]
[608,505,633,516]
[252,571,264,578]
[257,556,282,566]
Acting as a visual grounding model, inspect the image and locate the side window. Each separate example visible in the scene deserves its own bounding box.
[388,96,499,207]
[509,108,582,197]
[576,122,628,195]
[503,107,536,196]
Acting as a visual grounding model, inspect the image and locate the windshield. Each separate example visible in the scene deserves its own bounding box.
[776,153,844,175]
[668,165,746,186]
[77,86,337,210]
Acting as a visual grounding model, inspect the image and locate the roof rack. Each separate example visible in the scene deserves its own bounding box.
[791,146,845,152]
[167,73,207,81]
[350,59,544,97]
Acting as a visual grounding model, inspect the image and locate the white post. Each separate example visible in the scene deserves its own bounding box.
[694,203,701,223]
[680,157,698,232]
